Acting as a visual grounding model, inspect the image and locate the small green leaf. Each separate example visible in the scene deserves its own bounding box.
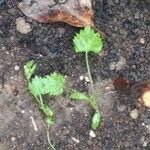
[28,73,65,97]
[73,26,103,54]
[69,90,91,103]
[24,60,36,81]
[28,76,44,97]
[91,112,101,130]
[47,72,65,96]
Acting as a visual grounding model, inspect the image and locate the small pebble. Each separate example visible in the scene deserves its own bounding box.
[79,75,84,81]
[85,76,90,82]
[11,137,16,142]
[14,65,20,71]
[16,17,31,34]
[130,109,139,119]
[21,110,25,114]
[89,130,96,138]
[143,141,148,147]
[69,107,73,111]
[140,38,145,44]
[71,137,80,143]
[105,86,111,90]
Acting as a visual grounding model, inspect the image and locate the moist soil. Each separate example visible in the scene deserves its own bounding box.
[0,0,150,150]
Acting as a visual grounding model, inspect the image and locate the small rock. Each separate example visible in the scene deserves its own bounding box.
[14,65,20,71]
[11,137,16,142]
[16,17,31,34]
[21,110,25,114]
[71,137,80,143]
[79,75,84,81]
[130,109,139,119]
[89,130,96,138]
[85,76,90,82]
[69,107,73,111]
[105,86,111,90]
[141,123,145,126]
[143,141,148,147]
[140,38,145,44]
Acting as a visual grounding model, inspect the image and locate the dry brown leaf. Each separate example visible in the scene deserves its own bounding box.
[18,0,94,27]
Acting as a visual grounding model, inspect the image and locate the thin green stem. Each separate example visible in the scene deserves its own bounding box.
[85,52,95,98]
[47,129,56,150]
[39,94,45,110]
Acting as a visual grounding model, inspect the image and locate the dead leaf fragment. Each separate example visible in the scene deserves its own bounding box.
[140,82,150,108]
[140,90,150,108]
[18,0,94,27]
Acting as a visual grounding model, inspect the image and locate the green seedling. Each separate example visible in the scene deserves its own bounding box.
[70,26,103,130]
[24,60,65,150]
[24,60,37,82]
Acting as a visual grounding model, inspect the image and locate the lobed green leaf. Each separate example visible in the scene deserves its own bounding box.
[28,73,65,97]
[28,76,44,97]
[73,26,103,54]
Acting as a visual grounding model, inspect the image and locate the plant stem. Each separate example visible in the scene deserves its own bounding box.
[39,94,45,110]
[85,52,95,98]
[47,129,56,150]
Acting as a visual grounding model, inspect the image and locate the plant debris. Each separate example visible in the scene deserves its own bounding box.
[18,0,94,27]
[140,84,150,108]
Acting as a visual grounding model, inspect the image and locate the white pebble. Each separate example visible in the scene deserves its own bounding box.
[85,76,90,82]
[79,75,84,81]
[140,38,145,44]
[14,65,20,71]
[11,137,16,142]
[71,137,80,143]
[130,109,139,119]
[21,110,25,114]
[89,130,96,138]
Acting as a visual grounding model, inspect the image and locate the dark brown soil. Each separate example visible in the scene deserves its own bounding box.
[0,0,150,150]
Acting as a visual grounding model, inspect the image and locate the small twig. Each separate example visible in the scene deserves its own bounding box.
[30,116,38,131]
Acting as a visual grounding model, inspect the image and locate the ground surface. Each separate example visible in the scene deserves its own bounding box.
[0,0,150,150]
